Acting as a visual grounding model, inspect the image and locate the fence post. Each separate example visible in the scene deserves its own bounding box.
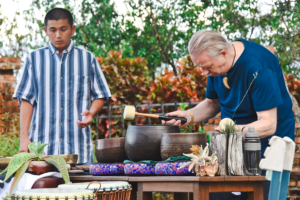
[188,101,192,132]
[134,103,137,125]
[148,102,151,125]
[121,104,125,137]
[95,113,99,140]
[174,101,178,111]
[108,104,112,138]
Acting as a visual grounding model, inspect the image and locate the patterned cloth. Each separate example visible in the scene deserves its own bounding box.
[124,163,155,175]
[155,161,192,175]
[89,163,125,175]
[13,40,111,163]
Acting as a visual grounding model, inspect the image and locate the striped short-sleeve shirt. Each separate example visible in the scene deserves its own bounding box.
[13,40,111,163]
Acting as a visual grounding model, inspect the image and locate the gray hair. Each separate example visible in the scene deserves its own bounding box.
[188,30,231,57]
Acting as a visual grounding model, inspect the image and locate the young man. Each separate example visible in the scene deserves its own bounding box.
[165,30,295,200]
[13,8,111,165]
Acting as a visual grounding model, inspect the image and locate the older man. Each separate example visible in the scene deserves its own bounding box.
[166,30,295,200]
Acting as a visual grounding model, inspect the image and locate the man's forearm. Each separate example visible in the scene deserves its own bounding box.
[238,108,277,139]
[20,100,33,139]
[189,98,221,123]
[89,98,105,117]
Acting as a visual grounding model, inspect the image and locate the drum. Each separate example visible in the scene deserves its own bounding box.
[58,181,132,200]
[11,188,95,200]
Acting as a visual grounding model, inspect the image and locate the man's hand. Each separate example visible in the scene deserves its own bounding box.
[77,110,93,128]
[19,137,31,153]
[162,110,191,128]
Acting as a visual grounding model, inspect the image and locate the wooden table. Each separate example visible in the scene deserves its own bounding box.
[70,175,265,200]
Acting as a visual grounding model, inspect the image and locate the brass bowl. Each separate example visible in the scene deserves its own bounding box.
[160,133,207,160]
[0,154,78,170]
[125,125,180,161]
[95,138,128,163]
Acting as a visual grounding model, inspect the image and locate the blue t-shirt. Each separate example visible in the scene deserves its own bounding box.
[206,39,295,154]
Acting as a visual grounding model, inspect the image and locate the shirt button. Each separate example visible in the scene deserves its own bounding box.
[61,108,63,110]
[61,77,63,79]
[61,123,62,125]
[61,93,63,95]
[61,138,63,141]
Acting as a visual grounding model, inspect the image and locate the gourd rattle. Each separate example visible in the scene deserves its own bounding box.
[123,106,187,124]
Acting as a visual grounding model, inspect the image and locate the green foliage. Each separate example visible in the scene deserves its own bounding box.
[0,133,19,158]
[0,142,71,194]
[28,142,48,160]
[6,0,298,79]
[179,103,188,111]
[206,133,210,144]
[1,153,36,182]
[9,160,31,195]
[44,155,71,184]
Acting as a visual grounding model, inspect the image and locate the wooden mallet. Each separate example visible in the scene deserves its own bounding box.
[123,106,187,124]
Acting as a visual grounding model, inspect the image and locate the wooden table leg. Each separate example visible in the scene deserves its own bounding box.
[248,181,264,200]
[130,182,137,200]
[198,182,209,200]
[174,193,189,200]
[138,182,152,200]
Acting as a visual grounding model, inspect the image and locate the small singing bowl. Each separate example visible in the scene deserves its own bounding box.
[160,133,208,160]
[95,137,128,163]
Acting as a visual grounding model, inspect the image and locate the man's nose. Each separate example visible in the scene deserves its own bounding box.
[56,30,61,38]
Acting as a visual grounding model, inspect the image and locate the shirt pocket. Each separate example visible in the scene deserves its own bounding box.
[72,75,90,102]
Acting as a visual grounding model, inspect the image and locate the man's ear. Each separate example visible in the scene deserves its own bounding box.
[71,25,76,35]
[220,49,228,59]
[43,26,47,35]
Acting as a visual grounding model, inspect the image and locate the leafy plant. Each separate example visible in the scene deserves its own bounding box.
[179,144,217,172]
[220,121,240,134]
[0,142,71,195]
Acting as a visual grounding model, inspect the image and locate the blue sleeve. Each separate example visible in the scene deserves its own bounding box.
[90,56,111,101]
[250,68,283,111]
[205,76,218,99]
[12,56,36,105]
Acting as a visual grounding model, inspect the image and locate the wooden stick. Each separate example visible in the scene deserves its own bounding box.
[135,112,159,119]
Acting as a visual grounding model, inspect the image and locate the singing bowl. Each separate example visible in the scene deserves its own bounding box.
[95,137,128,163]
[160,133,208,160]
[125,125,180,161]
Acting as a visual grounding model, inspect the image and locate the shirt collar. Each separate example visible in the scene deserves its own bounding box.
[49,40,74,56]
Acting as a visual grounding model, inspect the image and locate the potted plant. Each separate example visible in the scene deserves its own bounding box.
[0,142,71,195]
[210,118,243,176]
[178,144,218,177]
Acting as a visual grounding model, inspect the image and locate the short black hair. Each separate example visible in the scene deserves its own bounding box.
[44,8,73,27]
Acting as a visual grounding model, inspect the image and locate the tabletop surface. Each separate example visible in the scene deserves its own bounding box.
[69,174,266,182]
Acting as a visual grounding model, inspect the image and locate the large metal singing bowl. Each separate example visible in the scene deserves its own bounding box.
[160,133,208,160]
[125,125,180,161]
[95,137,128,163]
